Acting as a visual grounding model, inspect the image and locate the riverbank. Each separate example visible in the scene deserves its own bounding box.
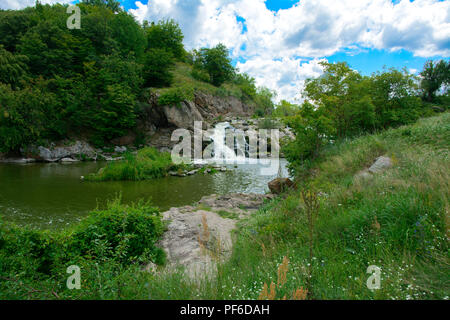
[1,113,447,300]
[143,112,450,300]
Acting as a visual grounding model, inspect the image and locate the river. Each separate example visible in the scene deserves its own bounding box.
[0,159,288,229]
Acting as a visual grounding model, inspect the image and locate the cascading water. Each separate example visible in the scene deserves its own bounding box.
[210,122,248,163]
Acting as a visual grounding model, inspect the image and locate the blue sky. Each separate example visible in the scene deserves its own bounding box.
[124,0,449,101]
[1,0,449,101]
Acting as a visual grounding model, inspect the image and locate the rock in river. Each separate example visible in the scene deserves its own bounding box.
[268,178,294,194]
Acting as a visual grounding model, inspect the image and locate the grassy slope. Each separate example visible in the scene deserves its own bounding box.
[145,112,449,300]
[2,113,447,300]
[153,62,251,105]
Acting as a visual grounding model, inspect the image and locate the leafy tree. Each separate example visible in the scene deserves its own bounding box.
[420,60,450,102]
[369,68,421,128]
[142,48,174,87]
[193,44,235,87]
[144,19,184,60]
[253,87,276,116]
[0,45,29,89]
[284,102,335,174]
[81,0,121,13]
[273,100,300,118]
[110,11,146,59]
[0,83,56,153]
[234,72,257,99]
[303,62,372,137]
[0,8,36,52]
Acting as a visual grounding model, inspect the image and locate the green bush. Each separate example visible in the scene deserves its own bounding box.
[190,68,210,83]
[157,85,194,107]
[0,196,166,299]
[69,197,165,264]
[143,48,174,88]
[87,147,184,181]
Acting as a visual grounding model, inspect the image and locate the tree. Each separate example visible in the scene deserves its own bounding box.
[284,101,335,175]
[0,45,28,89]
[254,87,276,116]
[420,60,450,102]
[234,72,257,99]
[303,62,373,137]
[0,83,56,153]
[369,68,421,128]
[273,100,300,117]
[142,48,174,87]
[82,0,121,13]
[194,44,235,87]
[144,19,184,60]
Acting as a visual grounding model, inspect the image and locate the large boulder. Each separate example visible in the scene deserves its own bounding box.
[268,178,294,194]
[162,101,204,130]
[368,156,393,174]
[27,141,96,162]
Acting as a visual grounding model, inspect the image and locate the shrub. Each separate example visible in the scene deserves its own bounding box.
[157,85,194,107]
[68,197,165,264]
[0,197,166,299]
[142,48,174,88]
[191,68,210,83]
[87,147,184,181]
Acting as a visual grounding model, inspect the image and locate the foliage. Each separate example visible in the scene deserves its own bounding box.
[0,45,28,88]
[144,19,184,60]
[273,100,300,118]
[157,85,195,106]
[0,82,57,152]
[87,147,185,181]
[0,196,165,299]
[284,102,336,174]
[420,60,450,102]
[233,72,257,100]
[143,48,174,87]
[192,44,235,87]
[285,62,428,176]
[253,87,276,117]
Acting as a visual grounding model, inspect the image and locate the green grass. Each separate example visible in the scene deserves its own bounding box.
[142,112,450,300]
[152,62,253,103]
[1,113,448,300]
[0,197,166,299]
[86,147,188,181]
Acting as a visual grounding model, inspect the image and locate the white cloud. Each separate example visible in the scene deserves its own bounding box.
[2,0,449,101]
[0,0,72,10]
[237,57,326,103]
[129,0,449,101]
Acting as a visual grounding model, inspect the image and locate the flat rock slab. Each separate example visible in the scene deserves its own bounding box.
[355,155,393,180]
[369,156,393,174]
[156,193,273,278]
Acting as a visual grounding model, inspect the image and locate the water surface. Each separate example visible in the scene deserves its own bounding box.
[0,160,288,228]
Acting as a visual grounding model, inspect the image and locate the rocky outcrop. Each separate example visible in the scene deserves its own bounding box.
[23,141,96,162]
[155,193,273,277]
[356,156,393,179]
[162,101,205,130]
[142,91,255,132]
[368,156,393,174]
[268,178,295,194]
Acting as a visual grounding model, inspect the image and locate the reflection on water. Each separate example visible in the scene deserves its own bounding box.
[0,160,288,229]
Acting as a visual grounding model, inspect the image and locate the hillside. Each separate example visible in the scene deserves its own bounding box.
[144,112,449,300]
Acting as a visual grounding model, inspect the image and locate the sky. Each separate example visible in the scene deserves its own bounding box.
[1,0,449,102]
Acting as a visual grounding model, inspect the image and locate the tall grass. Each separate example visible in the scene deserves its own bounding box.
[142,112,449,300]
[1,114,448,300]
[87,147,186,181]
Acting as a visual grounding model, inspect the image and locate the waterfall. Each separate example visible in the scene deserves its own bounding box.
[211,122,238,161]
